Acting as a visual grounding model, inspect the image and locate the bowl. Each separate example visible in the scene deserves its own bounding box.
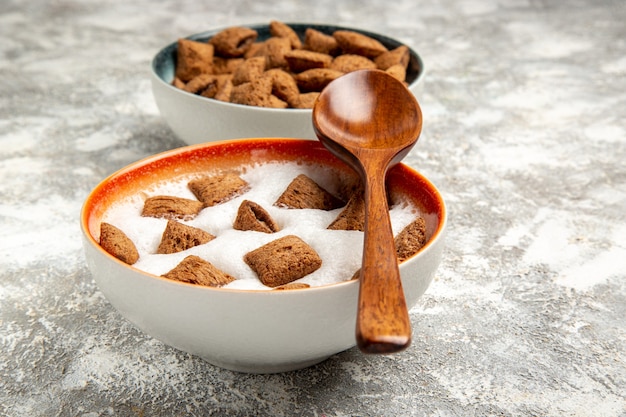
[81,138,446,373]
[151,23,425,144]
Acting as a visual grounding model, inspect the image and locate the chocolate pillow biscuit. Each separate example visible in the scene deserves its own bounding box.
[172,77,186,89]
[294,68,343,92]
[212,56,245,75]
[264,68,300,107]
[163,255,235,287]
[184,74,232,97]
[269,20,302,49]
[233,200,279,233]
[395,217,427,262]
[375,45,410,71]
[330,54,377,73]
[304,28,341,56]
[327,192,365,231]
[332,30,388,59]
[284,50,333,73]
[99,222,139,265]
[244,235,322,287]
[213,77,233,102]
[209,26,258,58]
[292,92,320,109]
[273,282,311,290]
[230,76,275,107]
[183,74,215,94]
[175,38,214,82]
[274,174,343,210]
[232,56,266,86]
[157,220,215,254]
[188,173,249,207]
[267,94,289,109]
[142,195,204,220]
[263,36,292,69]
[385,64,407,83]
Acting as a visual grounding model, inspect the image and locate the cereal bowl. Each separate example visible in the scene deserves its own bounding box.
[80,138,445,373]
[151,23,425,144]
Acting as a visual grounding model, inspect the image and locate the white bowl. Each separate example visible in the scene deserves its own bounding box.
[151,23,425,144]
[81,138,446,373]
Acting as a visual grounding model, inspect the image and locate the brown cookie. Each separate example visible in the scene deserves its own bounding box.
[244,41,266,59]
[244,235,322,287]
[209,26,258,58]
[395,217,427,262]
[200,75,233,99]
[233,200,280,233]
[157,220,215,254]
[385,63,407,83]
[188,173,249,207]
[267,94,288,108]
[232,56,266,86]
[294,68,343,92]
[374,45,410,70]
[183,74,216,94]
[284,49,333,73]
[269,20,302,49]
[162,255,235,287]
[212,56,245,75]
[304,28,341,56]
[330,54,376,73]
[230,76,274,107]
[274,174,344,210]
[327,192,365,231]
[263,68,300,106]
[99,222,139,265]
[333,30,388,59]
[273,282,311,290]
[175,38,214,82]
[185,74,232,97]
[172,77,186,89]
[292,92,320,109]
[142,196,204,220]
[213,77,233,102]
[264,36,292,69]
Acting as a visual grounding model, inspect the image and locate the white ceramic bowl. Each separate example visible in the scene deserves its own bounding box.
[151,23,425,144]
[81,138,445,373]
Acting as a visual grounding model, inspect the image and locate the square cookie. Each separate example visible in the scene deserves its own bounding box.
[244,235,322,287]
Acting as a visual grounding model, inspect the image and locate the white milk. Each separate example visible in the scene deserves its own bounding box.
[102,162,420,290]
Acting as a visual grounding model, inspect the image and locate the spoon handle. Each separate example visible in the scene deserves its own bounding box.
[356,166,412,354]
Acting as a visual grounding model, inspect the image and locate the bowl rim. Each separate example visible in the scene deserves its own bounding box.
[151,22,426,113]
[81,138,446,294]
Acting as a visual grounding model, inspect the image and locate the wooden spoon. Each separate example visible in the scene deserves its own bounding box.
[313,69,422,354]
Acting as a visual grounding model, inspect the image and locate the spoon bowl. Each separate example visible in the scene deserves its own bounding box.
[313,69,422,354]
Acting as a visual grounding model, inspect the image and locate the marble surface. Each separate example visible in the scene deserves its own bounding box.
[1,0,625,416]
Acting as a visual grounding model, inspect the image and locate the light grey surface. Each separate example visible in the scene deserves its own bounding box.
[1,0,625,416]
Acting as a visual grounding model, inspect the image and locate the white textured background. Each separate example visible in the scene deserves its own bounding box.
[1,0,625,416]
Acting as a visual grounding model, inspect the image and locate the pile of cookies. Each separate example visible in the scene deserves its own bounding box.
[172,21,412,109]
[99,170,427,290]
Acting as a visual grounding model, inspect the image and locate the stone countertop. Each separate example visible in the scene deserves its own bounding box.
[1,0,625,416]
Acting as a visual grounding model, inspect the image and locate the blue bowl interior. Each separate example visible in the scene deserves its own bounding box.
[153,23,423,87]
